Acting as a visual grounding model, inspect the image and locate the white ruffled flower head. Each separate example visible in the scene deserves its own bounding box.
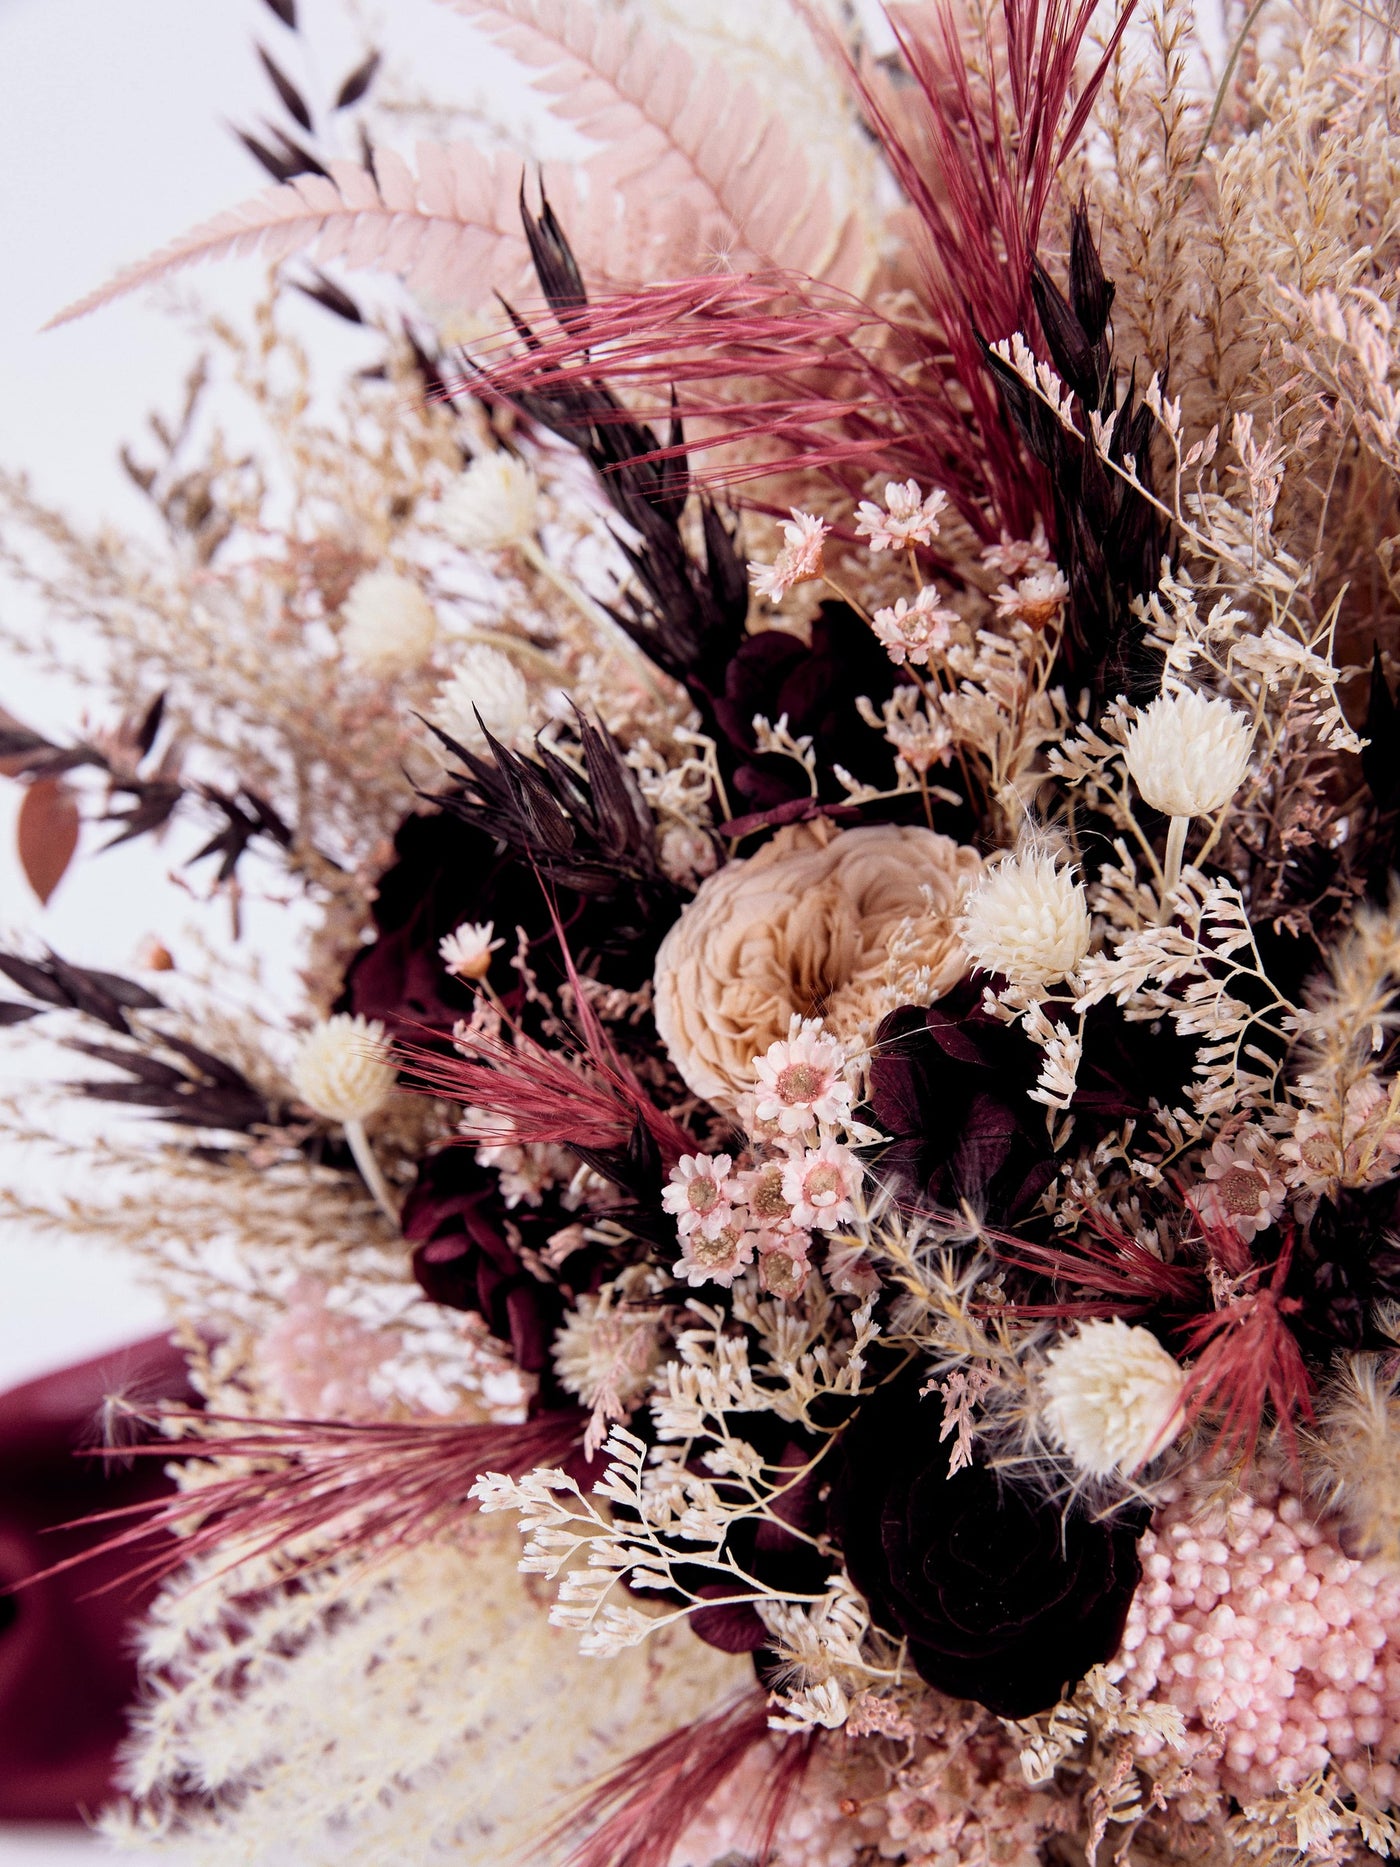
[339,570,438,679]
[438,452,539,551]
[429,645,530,754]
[291,1014,396,1124]
[748,510,828,602]
[438,920,502,980]
[854,479,948,552]
[959,851,1091,988]
[1040,1318,1187,1479]
[1123,688,1253,818]
[751,1017,854,1136]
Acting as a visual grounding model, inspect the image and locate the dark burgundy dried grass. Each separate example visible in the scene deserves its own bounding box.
[33,1407,585,1595]
[554,1691,812,1867]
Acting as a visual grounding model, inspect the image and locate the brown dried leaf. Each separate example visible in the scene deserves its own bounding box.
[18,777,80,906]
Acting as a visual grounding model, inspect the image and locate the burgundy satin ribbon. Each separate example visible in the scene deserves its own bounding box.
[0,1335,192,1820]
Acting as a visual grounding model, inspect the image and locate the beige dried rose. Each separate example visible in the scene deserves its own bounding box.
[653,822,982,1111]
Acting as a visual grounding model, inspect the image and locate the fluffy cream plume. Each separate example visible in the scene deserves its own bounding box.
[339,570,438,679]
[103,1521,748,1864]
[291,1015,397,1124]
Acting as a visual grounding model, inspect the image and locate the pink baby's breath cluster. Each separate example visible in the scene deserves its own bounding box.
[663,1022,864,1298]
[258,1276,396,1420]
[1110,1478,1400,1807]
[854,479,948,553]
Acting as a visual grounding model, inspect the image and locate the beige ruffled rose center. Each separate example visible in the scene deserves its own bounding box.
[652,821,982,1111]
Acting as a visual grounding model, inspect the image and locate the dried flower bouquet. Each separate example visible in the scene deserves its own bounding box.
[6,0,1400,1859]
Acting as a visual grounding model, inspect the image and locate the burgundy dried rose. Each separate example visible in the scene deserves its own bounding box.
[829,1365,1146,1718]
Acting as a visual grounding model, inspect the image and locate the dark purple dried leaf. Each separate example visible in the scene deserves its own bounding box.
[334,48,381,109]
[257,44,313,130]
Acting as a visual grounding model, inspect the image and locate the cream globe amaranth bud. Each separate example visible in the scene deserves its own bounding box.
[338,570,437,679]
[1040,1318,1187,1480]
[428,645,531,754]
[291,1014,397,1125]
[958,851,1090,988]
[438,453,539,552]
[1123,688,1253,818]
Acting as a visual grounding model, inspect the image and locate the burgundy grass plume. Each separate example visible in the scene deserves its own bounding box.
[552,1690,812,1867]
[462,0,1135,537]
[32,1406,586,1596]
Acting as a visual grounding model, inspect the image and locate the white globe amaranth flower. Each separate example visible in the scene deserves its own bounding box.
[429,644,531,754]
[1040,1318,1187,1480]
[438,452,539,552]
[1123,688,1253,818]
[338,570,437,679]
[958,851,1091,988]
[291,1014,397,1124]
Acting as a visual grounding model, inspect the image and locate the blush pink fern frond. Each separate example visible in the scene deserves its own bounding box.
[46,146,550,329]
[436,0,865,285]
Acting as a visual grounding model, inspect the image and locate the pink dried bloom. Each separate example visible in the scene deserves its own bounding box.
[748,510,828,601]
[870,585,959,666]
[258,1277,397,1420]
[734,1160,797,1231]
[781,1138,862,1231]
[752,1017,854,1136]
[854,478,948,552]
[1110,1476,1400,1808]
[993,566,1070,629]
[1192,1128,1288,1243]
[1279,1080,1400,1193]
[662,1151,735,1237]
[981,521,1053,581]
[758,1239,812,1300]
[673,1214,756,1288]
